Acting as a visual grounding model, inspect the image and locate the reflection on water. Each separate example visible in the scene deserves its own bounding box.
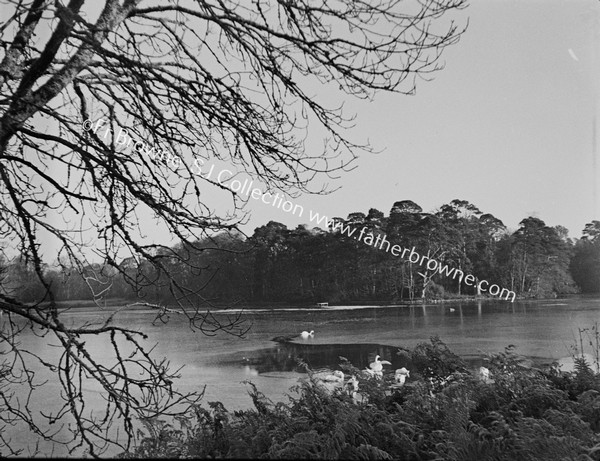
[219,340,495,379]
[221,341,410,374]
[204,297,600,380]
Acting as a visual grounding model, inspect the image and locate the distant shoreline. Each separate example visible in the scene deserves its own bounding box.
[46,294,585,312]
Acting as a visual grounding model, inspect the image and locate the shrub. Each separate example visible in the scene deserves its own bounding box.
[122,338,600,460]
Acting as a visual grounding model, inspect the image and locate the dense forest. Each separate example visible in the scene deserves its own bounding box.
[2,199,599,305]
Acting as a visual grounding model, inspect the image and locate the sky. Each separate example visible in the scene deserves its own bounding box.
[222,0,599,239]
[15,0,600,263]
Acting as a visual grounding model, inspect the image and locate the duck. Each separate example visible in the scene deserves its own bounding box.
[300,330,314,339]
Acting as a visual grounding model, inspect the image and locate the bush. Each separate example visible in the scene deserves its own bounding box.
[122,338,600,460]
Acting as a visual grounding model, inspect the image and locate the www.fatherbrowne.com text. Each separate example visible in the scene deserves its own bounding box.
[316,217,516,302]
[193,161,516,302]
[80,134,515,303]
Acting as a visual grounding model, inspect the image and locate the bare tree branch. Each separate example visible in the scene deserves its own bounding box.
[0,0,467,454]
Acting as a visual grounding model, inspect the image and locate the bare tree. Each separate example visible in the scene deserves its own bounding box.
[0,0,467,455]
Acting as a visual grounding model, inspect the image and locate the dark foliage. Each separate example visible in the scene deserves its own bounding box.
[122,338,600,460]
[571,221,600,293]
[8,200,589,306]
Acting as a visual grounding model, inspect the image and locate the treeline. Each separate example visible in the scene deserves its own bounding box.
[2,199,599,304]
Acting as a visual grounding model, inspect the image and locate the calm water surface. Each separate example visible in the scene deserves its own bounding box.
[6,296,600,455]
[54,296,600,408]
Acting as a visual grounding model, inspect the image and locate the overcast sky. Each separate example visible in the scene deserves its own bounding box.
[223,0,599,239]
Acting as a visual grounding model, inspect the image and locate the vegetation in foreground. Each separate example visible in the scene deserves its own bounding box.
[120,336,600,460]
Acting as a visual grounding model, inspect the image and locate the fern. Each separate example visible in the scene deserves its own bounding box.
[122,339,600,460]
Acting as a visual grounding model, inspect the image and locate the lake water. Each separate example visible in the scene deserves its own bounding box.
[5,296,600,455]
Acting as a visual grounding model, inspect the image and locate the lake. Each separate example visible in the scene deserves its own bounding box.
[4,296,600,455]
[151,296,600,409]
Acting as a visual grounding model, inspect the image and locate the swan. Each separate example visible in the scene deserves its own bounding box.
[364,368,382,379]
[479,366,491,383]
[329,370,345,383]
[345,375,359,402]
[313,370,344,394]
[364,355,391,379]
[300,330,314,339]
[394,367,410,385]
[369,355,391,373]
[315,370,343,383]
[346,375,359,392]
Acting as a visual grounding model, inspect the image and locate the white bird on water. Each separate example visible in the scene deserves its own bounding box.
[315,371,361,401]
[369,355,392,373]
[479,366,491,383]
[313,370,344,394]
[346,375,359,402]
[329,370,345,383]
[394,367,410,385]
[346,375,359,392]
[300,330,314,339]
[364,355,391,378]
